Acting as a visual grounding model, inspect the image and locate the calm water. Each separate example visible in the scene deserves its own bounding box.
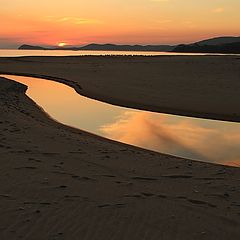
[2,75,240,167]
[0,49,221,57]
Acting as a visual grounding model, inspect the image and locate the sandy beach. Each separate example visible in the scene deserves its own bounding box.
[0,55,240,122]
[0,56,240,239]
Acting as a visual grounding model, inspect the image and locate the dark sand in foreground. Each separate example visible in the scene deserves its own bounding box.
[0,56,240,239]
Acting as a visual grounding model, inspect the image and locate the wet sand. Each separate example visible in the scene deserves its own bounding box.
[0,56,240,239]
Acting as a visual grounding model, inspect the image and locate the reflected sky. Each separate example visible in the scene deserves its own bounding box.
[2,75,240,167]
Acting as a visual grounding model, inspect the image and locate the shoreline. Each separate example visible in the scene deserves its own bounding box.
[0,56,240,122]
[1,70,240,123]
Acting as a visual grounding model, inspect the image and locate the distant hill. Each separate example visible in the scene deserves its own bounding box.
[172,36,240,53]
[19,44,46,50]
[79,43,174,52]
[18,43,175,52]
[19,37,240,53]
[194,36,240,46]
[173,42,240,54]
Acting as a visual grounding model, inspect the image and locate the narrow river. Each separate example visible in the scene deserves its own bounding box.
[2,75,240,167]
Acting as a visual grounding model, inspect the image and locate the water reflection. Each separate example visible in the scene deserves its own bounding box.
[101,112,240,166]
[2,75,240,166]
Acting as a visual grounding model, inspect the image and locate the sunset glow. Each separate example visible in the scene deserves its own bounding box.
[0,0,240,48]
[58,42,67,47]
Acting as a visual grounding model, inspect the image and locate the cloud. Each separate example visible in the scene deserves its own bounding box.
[73,18,103,25]
[45,16,103,25]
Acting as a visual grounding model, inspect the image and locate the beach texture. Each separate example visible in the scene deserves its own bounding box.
[0,55,240,122]
[0,56,240,239]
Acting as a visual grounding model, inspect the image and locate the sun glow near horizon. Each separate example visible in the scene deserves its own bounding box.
[0,0,240,48]
[57,42,67,47]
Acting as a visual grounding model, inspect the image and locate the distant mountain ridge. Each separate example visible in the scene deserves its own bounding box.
[18,36,240,53]
[19,44,46,50]
[80,43,175,51]
[173,42,240,54]
[193,36,240,46]
[172,36,240,53]
[19,43,174,52]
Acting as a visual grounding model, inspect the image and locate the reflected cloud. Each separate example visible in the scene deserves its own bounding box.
[100,111,240,165]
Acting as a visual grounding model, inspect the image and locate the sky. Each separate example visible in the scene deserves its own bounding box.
[0,0,240,48]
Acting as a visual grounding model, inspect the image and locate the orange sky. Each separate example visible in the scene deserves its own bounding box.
[1,0,240,48]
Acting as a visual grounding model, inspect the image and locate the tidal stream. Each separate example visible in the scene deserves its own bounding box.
[3,75,240,167]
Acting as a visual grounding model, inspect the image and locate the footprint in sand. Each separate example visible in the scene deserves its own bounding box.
[187,199,217,208]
